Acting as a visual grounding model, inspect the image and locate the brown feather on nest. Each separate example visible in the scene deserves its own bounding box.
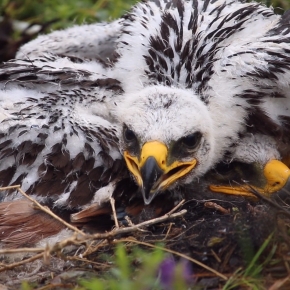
[0,200,65,248]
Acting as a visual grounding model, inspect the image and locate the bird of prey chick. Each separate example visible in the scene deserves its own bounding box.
[0,0,290,247]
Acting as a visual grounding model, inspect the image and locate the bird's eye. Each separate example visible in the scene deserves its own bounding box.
[181,132,202,149]
[123,126,137,143]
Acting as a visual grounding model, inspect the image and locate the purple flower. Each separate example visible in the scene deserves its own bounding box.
[180,259,193,285]
[159,257,176,287]
[158,257,194,289]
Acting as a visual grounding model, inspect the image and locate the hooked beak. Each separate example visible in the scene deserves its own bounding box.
[124,141,196,204]
[209,160,290,198]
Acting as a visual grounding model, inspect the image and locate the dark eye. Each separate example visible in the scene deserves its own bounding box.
[123,126,137,143]
[180,132,202,149]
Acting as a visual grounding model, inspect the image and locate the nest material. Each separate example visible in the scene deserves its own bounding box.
[0,185,289,289]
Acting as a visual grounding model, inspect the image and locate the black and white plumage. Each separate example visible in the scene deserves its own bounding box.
[0,0,290,247]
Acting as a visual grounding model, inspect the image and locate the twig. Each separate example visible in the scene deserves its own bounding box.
[163,222,173,240]
[110,197,119,229]
[66,256,110,269]
[0,253,43,272]
[48,233,87,252]
[125,216,135,227]
[0,185,187,273]
[0,208,186,255]
[221,245,236,272]
[0,248,44,254]
[90,209,187,238]
[204,201,230,214]
[0,185,21,191]
[269,275,290,290]
[211,249,221,263]
[82,239,110,257]
[166,199,185,215]
[1,187,186,242]
[51,209,187,251]
[249,186,290,218]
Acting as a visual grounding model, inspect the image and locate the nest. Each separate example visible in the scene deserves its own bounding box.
[0,185,290,289]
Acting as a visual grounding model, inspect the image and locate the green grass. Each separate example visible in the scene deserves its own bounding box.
[80,244,162,290]
[79,235,276,290]
[223,233,277,290]
[1,0,138,31]
[20,236,279,290]
[1,0,290,45]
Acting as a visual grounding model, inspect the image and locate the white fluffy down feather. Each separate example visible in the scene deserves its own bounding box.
[0,0,290,246]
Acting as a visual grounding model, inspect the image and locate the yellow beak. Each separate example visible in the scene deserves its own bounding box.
[124,141,197,204]
[209,160,290,198]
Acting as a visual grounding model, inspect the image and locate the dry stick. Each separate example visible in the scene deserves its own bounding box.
[66,256,110,268]
[0,253,43,272]
[268,274,290,290]
[163,223,173,240]
[90,209,187,238]
[110,197,120,229]
[114,238,228,281]
[16,186,86,236]
[1,187,186,240]
[78,209,187,261]
[211,249,222,263]
[82,239,108,257]
[82,240,97,257]
[204,201,230,215]
[49,209,187,242]
[0,248,44,254]
[0,186,187,272]
[125,216,135,227]
[248,186,290,218]
[0,209,187,261]
[53,209,187,248]
[48,233,86,252]
[0,185,22,191]
[166,199,185,215]
[221,245,236,272]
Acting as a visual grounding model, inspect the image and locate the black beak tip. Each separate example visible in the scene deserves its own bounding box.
[142,190,158,205]
[141,156,164,204]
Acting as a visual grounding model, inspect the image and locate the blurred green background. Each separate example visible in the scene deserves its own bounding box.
[0,0,138,30]
[1,0,290,29]
[0,0,138,61]
[0,0,290,61]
